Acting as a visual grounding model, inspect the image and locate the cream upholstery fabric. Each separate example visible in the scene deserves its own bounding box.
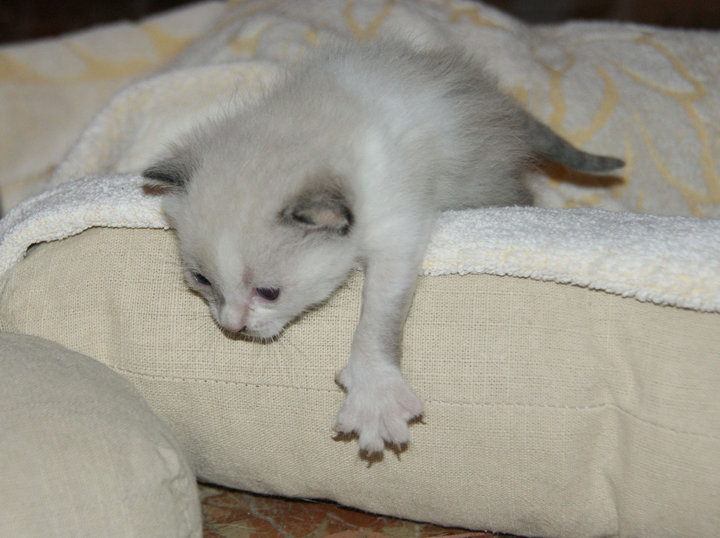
[1,227,718,537]
[0,331,202,537]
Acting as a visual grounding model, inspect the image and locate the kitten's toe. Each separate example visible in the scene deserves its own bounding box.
[334,412,386,454]
[334,370,423,454]
[380,412,411,448]
[357,430,386,454]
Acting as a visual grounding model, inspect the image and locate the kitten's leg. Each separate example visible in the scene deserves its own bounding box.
[334,240,426,454]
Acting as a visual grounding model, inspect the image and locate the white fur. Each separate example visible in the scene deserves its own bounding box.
[143,39,622,455]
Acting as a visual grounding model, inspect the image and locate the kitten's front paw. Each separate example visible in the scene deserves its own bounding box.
[334,366,423,454]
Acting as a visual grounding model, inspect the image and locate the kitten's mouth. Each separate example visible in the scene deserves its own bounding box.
[218,323,284,343]
[216,326,272,343]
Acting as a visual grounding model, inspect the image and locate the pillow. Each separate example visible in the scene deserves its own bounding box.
[0,331,202,537]
[1,227,718,537]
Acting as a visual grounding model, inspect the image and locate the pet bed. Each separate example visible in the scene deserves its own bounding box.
[1,1,719,536]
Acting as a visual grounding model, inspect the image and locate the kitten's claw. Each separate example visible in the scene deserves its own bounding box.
[334,366,423,454]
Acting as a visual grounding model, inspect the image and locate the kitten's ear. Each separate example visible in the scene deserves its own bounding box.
[281,186,353,235]
[142,157,192,195]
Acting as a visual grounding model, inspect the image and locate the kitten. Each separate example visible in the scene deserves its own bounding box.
[143,40,623,455]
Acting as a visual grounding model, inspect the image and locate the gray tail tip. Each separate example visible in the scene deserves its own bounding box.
[582,155,626,173]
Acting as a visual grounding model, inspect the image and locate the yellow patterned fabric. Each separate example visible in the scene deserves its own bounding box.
[2,0,720,218]
[0,2,226,209]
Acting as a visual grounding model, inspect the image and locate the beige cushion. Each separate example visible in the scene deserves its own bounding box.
[0,331,202,537]
[1,227,719,537]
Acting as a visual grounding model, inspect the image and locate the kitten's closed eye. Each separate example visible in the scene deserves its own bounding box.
[192,272,211,287]
[256,287,280,301]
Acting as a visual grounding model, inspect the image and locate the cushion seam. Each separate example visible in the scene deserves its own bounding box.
[109,364,720,442]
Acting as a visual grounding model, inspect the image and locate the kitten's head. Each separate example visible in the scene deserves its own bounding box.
[142,143,359,340]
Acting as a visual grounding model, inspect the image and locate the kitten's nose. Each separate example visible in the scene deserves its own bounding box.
[219,304,248,333]
[220,321,246,334]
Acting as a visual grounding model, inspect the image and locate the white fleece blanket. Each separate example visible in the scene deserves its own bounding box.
[1,0,720,313]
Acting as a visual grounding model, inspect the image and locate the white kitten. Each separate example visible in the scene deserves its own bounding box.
[143,41,623,455]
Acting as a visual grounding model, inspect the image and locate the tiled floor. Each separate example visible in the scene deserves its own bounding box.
[199,483,510,537]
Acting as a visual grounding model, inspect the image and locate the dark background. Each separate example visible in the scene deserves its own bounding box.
[1,0,719,45]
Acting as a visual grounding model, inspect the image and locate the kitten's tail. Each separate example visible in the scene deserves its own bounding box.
[523,113,625,173]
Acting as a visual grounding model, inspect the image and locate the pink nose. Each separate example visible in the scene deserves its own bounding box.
[219,305,247,333]
[220,320,247,334]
